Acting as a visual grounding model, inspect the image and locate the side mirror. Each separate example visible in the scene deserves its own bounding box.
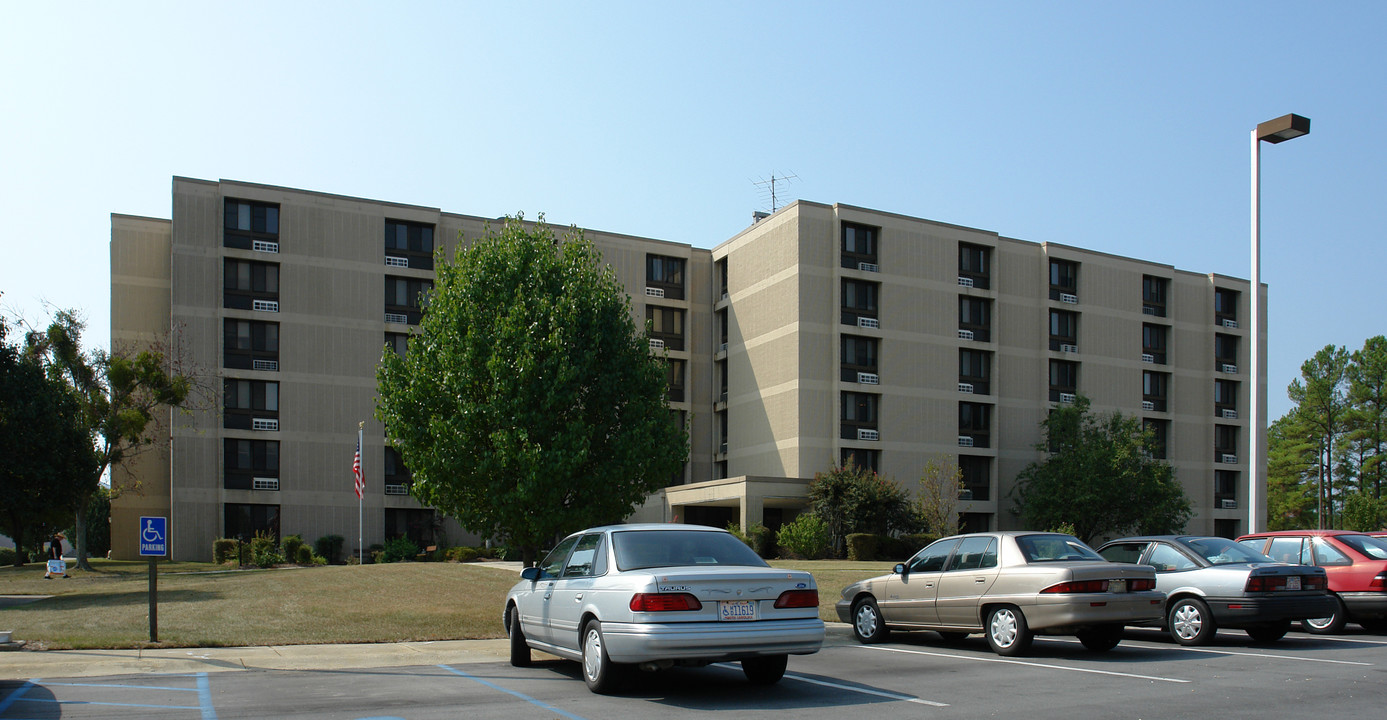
[520,566,542,582]
[893,563,907,576]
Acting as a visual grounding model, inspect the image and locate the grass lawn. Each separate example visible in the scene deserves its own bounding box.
[0,558,894,650]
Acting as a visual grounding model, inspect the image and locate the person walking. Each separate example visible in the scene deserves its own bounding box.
[44,533,69,579]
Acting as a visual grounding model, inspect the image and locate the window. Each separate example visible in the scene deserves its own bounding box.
[959,455,990,501]
[562,533,606,578]
[224,319,279,370]
[223,198,280,250]
[224,378,279,430]
[1215,333,1238,371]
[1215,424,1238,462]
[1310,538,1352,566]
[1049,360,1078,402]
[224,439,279,490]
[1215,379,1238,416]
[841,222,879,269]
[646,255,686,300]
[1099,542,1149,564]
[1049,259,1077,300]
[224,502,279,542]
[1143,371,1169,412]
[946,536,998,571]
[1148,543,1198,572]
[1142,323,1167,365]
[384,447,412,490]
[385,332,409,358]
[1215,288,1239,325]
[1143,419,1169,459]
[1049,310,1078,351]
[717,309,728,349]
[1142,275,1169,317]
[384,219,434,270]
[841,279,879,326]
[716,258,728,299]
[959,297,991,342]
[959,402,991,448]
[1215,470,1237,503]
[841,335,878,382]
[841,391,879,440]
[841,448,880,474]
[958,513,991,534]
[665,359,685,403]
[1266,537,1309,565]
[538,535,580,578]
[716,409,728,454]
[647,305,685,351]
[908,538,960,573]
[959,349,991,395]
[717,359,728,402]
[385,276,433,325]
[224,259,279,310]
[958,243,991,289]
[385,508,437,550]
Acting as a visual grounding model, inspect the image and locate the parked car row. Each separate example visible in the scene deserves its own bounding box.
[504,524,1387,694]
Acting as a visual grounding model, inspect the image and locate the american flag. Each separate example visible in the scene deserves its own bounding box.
[353,437,364,499]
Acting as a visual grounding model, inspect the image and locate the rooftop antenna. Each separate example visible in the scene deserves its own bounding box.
[752,172,799,214]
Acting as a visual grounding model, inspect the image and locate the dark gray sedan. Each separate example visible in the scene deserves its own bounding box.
[1097,535,1335,645]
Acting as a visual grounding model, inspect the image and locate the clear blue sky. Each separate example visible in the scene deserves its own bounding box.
[2,1,1382,420]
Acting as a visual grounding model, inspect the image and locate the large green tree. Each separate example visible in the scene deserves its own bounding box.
[1266,413,1319,529]
[807,460,915,555]
[1288,345,1351,528]
[1347,336,1387,498]
[1012,396,1190,544]
[375,216,687,564]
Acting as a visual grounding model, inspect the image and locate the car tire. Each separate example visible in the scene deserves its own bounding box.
[1168,597,1217,646]
[852,598,890,644]
[936,631,969,643]
[1245,620,1291,643]
[1076,624,1124,652]
[741,654,789,685]
[1302,597,1347,635]
[508,606,531,668]
[581,620,621,694]
[985,605,1033,656]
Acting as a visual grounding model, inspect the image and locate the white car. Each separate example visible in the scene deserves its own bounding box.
[503,523,824,693]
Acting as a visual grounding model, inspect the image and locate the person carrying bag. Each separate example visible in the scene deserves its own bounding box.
[44,533,69,579]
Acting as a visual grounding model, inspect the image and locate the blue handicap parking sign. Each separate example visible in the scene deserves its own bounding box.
[139,516,168,556]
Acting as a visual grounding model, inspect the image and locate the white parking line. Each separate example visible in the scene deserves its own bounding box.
[1040,637,1373,666]
[855,645,1191,683]
[711,663,948,706]
[1286,634,1387,646]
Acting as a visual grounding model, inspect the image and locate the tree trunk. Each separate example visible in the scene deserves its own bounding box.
[7,512,25,567]
[521,546,536,568]
[75,493,94,571]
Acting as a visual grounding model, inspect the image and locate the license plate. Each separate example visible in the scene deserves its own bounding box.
[1285,576,1301,591]
[1108,580,1126,593]
[719,600,758,621]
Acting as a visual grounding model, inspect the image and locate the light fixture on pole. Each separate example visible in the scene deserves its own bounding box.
[1249,113,1310,534]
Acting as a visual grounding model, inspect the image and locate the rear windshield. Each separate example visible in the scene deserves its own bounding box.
[613,530,770,571]
[1184,537,1274,565]
[1336,534,1387,560]
[1016,534,1103,563]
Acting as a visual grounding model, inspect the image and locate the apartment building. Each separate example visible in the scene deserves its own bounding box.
[109,178,1260,560]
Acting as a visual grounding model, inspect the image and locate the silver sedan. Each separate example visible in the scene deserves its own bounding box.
[504,524,824,693]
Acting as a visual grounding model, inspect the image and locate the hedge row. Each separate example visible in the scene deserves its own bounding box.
[846,533,939,561]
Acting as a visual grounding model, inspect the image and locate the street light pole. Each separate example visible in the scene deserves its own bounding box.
[1249,113,1310,534]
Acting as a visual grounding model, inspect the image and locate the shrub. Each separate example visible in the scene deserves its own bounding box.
[295,544,315,565]
[314,534,345,564]
[477,546,498,559]
[281,535,304,562]
[0,547,15,566]
[846,533,878,561]
[777,513,831,559]
[382,536,419,563]
[447,546,480,563]
[213,538,239,564]
[728,522,775,558]
[249,531,284,568]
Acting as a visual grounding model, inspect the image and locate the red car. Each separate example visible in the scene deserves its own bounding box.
[1237,530,1387,633]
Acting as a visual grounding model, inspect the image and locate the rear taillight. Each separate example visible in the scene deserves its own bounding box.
[1371,573,1387,590]
[1245,576,1278,593]
[774,589,819,608]
[1042,580,1109,594]
[630,593,703,612]
[1129,578,1156,592]
[1304,575,1327,591]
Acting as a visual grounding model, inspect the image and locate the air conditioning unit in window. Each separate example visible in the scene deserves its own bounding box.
[958,382,974,394]
[958,276,974,288]
[858,262,879,273]
[645,287,665,298]
[719,442,728,455]
[958,488,974,501]
[1221,454,1238,464]
[1142,401,1155,411]
[1061,344,1079,354]
[1060,293,1078,304]
[252,240,279,254]
[649,338,666,351]
[857,317,879,329]
[857,372,880,385]
[253,299,279,312]
[385,256,409,268]
[1222,319,1239,329]
[1222,364,1239,374]
[385,484,409,496]
[252,418,279,432]
[1221,499,1238,510]
[958,329,975,341]
[1059,393,1076,403]
[958,435,974,447]
[252,359,279,372]
[385,312,409,324]
[1141,353,1155,363]
[1142,306,1158,316]
[252,477,279,491]
[719,342,728,353]
[858,428,880,442]
[1222,409,1239,420]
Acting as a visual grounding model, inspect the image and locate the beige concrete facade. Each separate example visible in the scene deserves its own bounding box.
[110,179,1259,560]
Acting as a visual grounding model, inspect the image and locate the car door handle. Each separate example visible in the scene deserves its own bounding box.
[574,593,583,601]
[975,578,987,583]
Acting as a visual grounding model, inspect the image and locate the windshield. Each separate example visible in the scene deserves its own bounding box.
[613,530,770,571]
[1183,537,1273,565]
[1016,534,1103,563]
[1336,534,1387,560]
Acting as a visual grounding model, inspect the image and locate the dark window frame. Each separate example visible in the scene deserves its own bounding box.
[1215,424,1239,462]
[959,349,991,395]
[1143,418,1169,460]
[385,276,433,325]
[959,455,991,501]
[647,305,686,351]
[1049,259,1078,300]
[224,502,280,543]
[646,254,687,300]
[959,297,991,343]
[1143,370,1169,412]
[1142,275,1169,317]
[841,335,879,382]
[958,243,991,289]
[1048,360,1078,402]
[223,318,279,370]
[1215,333,1239,371]
[840,448,880,474]
[1215,288,1239,325]
[841,279,880,326]
[223,198,280,251]
[223,378,279,430]
[223,439,280,490]
[1049,309,1078,351]
[959,401,992,448]
[841,222,879,269]
[1142,323,1168,365]
[223,259,280,311]
[841,391,879,440]
[384,219,435,271]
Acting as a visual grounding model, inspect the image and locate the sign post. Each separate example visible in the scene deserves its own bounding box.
[139,516,168,643]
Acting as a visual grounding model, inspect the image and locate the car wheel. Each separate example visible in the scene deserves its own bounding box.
[1356,618,1387,633]
[985,605,1033,656]
[581,620,620,694]
[1076,624,1124,652]
[741,654,788,685]
[1302,597,1347,635]
[508,606,531,667]
[852,598,890,644]
[936,631,969,642]
[1168,597,1217,646]
[1245,620,1291,643]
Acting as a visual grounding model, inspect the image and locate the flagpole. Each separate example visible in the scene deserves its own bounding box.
[358,421,364,565]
